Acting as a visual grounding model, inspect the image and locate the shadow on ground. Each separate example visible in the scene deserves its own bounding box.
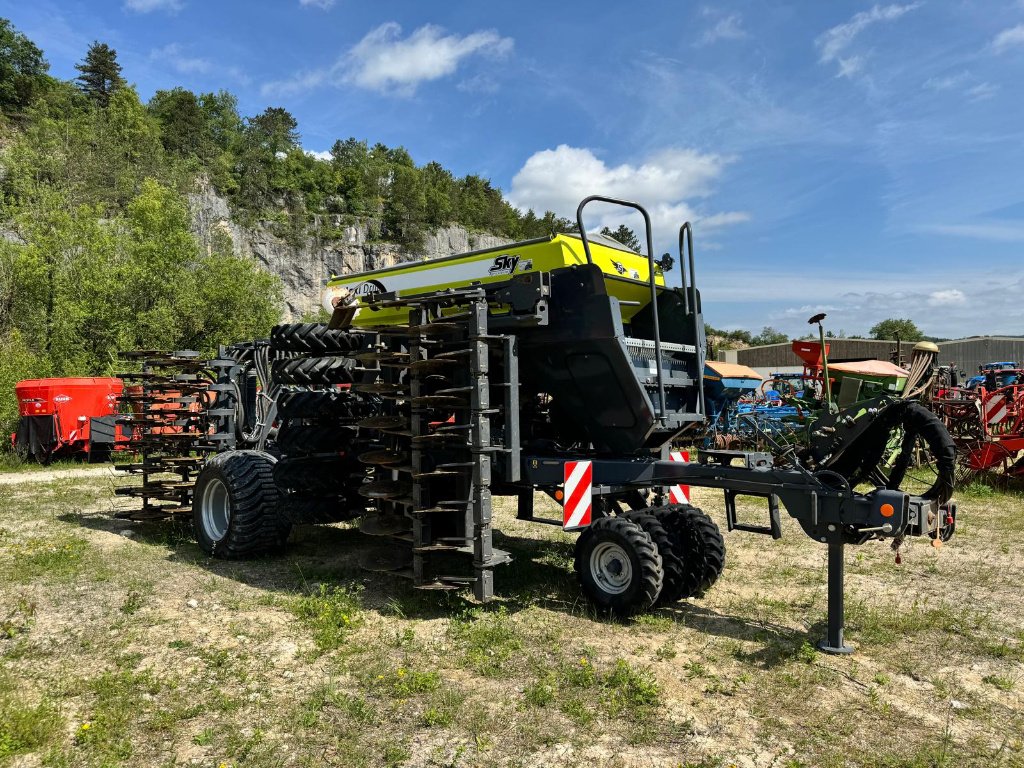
[65,508,816,663]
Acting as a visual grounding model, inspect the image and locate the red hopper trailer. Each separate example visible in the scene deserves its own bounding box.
[11,377,128,462]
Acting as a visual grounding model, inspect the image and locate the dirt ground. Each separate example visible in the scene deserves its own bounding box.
[0,469,1022,768]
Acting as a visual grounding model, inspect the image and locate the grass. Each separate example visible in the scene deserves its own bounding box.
[523,655,660,729]
[0,675,60,761]
[0,455,81,473]
[0,473,1022,767]
[291,582,363,653]
[446,606,524,677]
[0,531,103,584]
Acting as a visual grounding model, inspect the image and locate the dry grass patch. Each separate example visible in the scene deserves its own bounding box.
[0,474,1021,767]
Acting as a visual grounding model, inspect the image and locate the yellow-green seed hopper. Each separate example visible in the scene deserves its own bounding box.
[322,232,668,326]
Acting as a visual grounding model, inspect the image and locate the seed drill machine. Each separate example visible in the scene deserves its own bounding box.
[192,196,957,653]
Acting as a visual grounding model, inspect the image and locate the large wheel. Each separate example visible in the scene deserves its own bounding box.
[277,389,357,419]
[273,455,361,493]
[574,517,663,617]
[192,450,290,558]
[271,357,353,387]
[652,505,726,599]
[275,423,354,455]
[270,323,362,354]
[282,493,364,525]
[620,511,687,605]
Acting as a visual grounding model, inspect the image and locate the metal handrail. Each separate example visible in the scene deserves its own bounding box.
[679,223,704,420]
[576,195,665,423]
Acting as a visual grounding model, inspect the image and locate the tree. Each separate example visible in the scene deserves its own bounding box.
[91,87,165,207]
[0,18,50,115]
[421,161,454,227]
[869,317,923,341]
[245,106,299,155]
[600,224,641,252]
[149,87,207,158]
[75,42,123,107]
[750,326,789,346]
[383,164,426,248]
[198,90,242,151]
[2,180,281,380]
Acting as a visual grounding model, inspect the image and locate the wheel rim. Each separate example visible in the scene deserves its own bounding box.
[590,541,632,595]
[201,477,231,541]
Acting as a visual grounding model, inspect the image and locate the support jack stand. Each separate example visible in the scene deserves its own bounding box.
[817,540,855,655]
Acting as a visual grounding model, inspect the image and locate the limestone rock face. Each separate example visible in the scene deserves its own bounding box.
[188,182,511,320]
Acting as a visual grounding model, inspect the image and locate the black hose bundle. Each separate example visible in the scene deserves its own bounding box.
[827,400,956,503]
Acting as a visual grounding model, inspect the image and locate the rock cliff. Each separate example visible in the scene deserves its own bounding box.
[188,182,511,320]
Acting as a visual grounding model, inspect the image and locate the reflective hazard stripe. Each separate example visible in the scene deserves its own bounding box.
[669,450,690,504]
[562,460,592,530]
[984,394,1007,425]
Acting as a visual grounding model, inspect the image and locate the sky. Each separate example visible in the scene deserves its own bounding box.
[3,0,1024,339]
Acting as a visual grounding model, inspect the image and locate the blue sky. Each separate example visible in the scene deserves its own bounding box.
[4,0,1024,339]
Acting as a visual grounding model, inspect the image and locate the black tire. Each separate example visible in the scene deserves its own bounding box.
[272,357,353,387]
[275,422,353,455]
[274,454,365,493]
[277,389,357,419]
[653,505,726,599]
[270,323,362,354]
[281,493,364,525]
[574,517,663,616]
[621,511,687,605]
[192,450,291,558]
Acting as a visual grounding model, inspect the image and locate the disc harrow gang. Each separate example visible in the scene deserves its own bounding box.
[261,288,520,598]
[113,351,237,520]
[931,380,1024,484]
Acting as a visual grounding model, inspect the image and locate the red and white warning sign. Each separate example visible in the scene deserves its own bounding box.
[984,393,1008,425]
[668,450,690,505]
[562,460,592,530]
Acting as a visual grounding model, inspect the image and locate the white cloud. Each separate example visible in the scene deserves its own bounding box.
[457,73,499,95]
[263,68,328,97]
[836,56,865,78]
[262,23,513,98]
[305,149,332,161]
[699,11,747,45]
[966,82,998,101]
[923,71,997,102]
[928,289,967,306]
[924,71,971,91]
[507,145,748,244]
[345,23,512,95]
[992,24,1024,54]
[150,43,210,75]
[816,3,921,77]
[922,222,1024,242]
[698,211,751,228]
[704,270,1024,339]
[299,0,334,8]
[124,0,183,13]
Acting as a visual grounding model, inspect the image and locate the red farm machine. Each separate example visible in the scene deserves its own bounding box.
[12,377,129,462]
[931,365,1024,484]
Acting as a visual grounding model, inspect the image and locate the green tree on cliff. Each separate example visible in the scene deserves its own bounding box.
[0,18,50,115]
[75,42,123,107]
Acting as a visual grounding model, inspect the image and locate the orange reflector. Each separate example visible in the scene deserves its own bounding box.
[554,489,564,501]
[880,503,895,518]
